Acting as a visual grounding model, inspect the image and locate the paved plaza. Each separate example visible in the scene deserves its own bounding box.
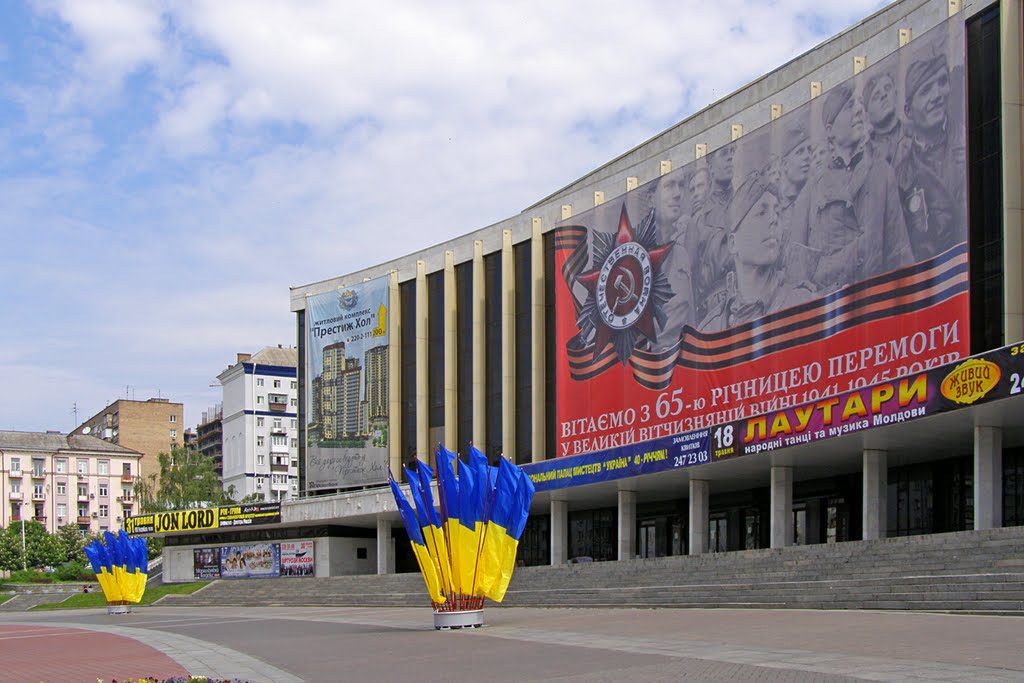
[1,605,1022,682]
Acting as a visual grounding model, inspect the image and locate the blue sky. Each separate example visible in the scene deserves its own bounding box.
[0,0,885,433]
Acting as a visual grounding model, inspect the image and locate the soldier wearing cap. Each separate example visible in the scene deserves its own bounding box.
[863,70,903,165]
[699,170,815,333]
[790,82,913,294]
[650,171,696,346]
[691,144,736,324]
[894,50,966,261]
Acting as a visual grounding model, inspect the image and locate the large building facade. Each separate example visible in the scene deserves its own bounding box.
[282,0,1023,571]
[218,347,300,502]
[76,397,184,487]
[1,431,141,535]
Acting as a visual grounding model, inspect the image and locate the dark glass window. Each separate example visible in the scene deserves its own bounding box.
[484,252,502,457]
[455,261,473,457]
[427,271,445,447]
[400,280,416,473]
[967,5,1003,352]
[519,515,551,567]
[568,508,616,562]
[1003,447,1024,526]
[514,241,532,465]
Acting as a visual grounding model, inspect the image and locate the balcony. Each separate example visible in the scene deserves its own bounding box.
[32,492,45,501]
[9,491,22,500]
[33,516,46,524]
[11,514,21,522]
[31,470,46,479]
[270,462,289,473]
[77,516,91,525]
[120,473,133,482]
[78,493,89,502]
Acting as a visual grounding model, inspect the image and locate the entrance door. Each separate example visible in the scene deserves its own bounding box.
[639,522,657,558]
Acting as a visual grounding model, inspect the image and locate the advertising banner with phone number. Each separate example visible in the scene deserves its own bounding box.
[525,341,1024,492]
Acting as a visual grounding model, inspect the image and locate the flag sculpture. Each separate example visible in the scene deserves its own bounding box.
[388,445,535,628]
[83,530,149,608]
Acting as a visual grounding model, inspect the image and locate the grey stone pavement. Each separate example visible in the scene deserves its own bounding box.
[2,605,1024,683]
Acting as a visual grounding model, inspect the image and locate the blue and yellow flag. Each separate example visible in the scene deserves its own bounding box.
[435,445,463,594]
[416,460,454,596]
[389,475,446,604]
[477,456,520,600]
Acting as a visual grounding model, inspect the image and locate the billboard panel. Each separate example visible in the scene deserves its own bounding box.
[220,543,280,579]
[554,18,968,458]
[281,540,315,577]
[193,547,221,580]
[305,275,390,490]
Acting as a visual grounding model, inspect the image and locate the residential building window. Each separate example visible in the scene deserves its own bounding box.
[10,480,20,494]
[290,381,297,389]
[56,481,66,495]
[272,436,286,446]
[257,378,264,386]
[257,417,265,427]
[256,477,264,489]
[291,459,298,469]
[78,504,88,517]
[33,483,44,499]
[170,429,177,440]
[55,458,66,474]
[290,419,296,428]
[10,458,20,474]
[273,418,282,429]
[170,414,177,423]
[78,483,88,498]
[99,484,108,497]
[291,397,297,406]
[77,459,88,475]
[57,503,66,520]
[257,436,265,447]
[274,379,281,388]
[122,487,131,499]
[122,463,131,477]
[99,505,108,518]
[258,455,265,466]
[257,395,265,404]
[98,461,109,476]
[32,459,45,476]
[290,438,297,448]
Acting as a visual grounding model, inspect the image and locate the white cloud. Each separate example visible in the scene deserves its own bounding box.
[3,0,889,432]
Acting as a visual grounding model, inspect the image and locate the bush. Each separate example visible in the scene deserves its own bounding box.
[54,560,86,581]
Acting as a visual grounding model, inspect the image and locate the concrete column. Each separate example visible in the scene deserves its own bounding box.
[688,479,708,555]
[862,449,888,540]
[550,499,568,565]
[771,466,794,548]
[530,217,546,463]
[387,270,402,476]
[618,489,637,561]
[376,518,394,574]
[975,426,1004,530]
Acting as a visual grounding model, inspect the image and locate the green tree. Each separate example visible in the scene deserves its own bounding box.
[55,523,87,564]
[148,446,233,511]
[0,521,62,571]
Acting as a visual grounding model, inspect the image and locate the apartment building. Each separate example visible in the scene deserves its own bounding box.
[197,403,224,478]
[0,430,141,534]
[76,397,184,487]
[218,346,299,502]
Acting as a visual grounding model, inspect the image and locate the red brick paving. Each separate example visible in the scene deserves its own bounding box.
[0,624,190,683]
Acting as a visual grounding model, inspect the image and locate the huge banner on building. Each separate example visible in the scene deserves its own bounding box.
[305,276,390,490]
[554,18,968,458]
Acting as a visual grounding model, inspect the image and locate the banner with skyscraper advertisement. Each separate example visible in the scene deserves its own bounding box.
[305,276,390,490]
